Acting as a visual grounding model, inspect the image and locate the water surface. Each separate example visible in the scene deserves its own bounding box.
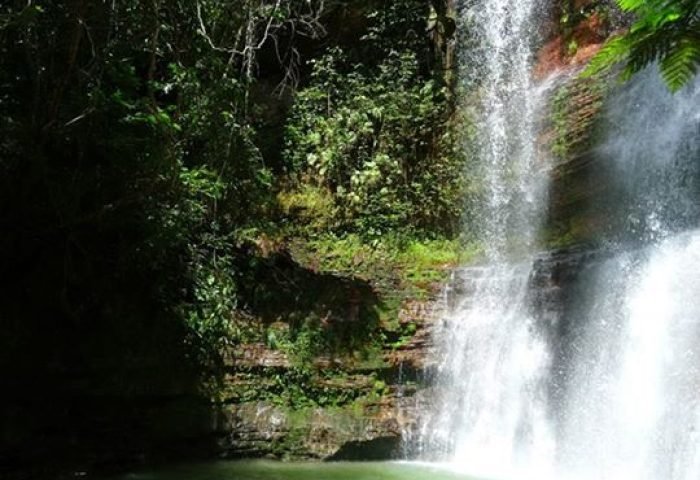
[115,460,479,480]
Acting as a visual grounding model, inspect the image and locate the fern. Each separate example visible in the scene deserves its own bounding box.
[582,0,700,92]
[617,0,645,11]
[582,36,632,77]
[660,35,700,91]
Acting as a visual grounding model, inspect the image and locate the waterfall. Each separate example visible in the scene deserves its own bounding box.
[416,0,556,476]
[460,0,551,259]
[551,72,700,480]
[416,0,700,478]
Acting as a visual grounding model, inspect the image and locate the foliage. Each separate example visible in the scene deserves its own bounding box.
[0,0,295,368]
[290,234,480,298]
[583,0,700,91]
[0,0,468,471]
[278,185,338,232]
[286,50,463,237]
[0,0,463,379]
[284,1,464,239]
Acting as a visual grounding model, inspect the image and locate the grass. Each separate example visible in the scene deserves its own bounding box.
[290,233,481,296]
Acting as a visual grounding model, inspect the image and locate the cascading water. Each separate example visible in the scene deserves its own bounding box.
[461,0,551,257]
[416,0,556,476]
[415,1,700,479]
[550,72,700,480]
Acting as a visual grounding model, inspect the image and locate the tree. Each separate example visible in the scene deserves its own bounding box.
[583,0,699,92]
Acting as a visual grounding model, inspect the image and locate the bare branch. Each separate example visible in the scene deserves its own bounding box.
[196,0,327,90]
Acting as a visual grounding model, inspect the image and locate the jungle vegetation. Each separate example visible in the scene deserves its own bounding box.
[0,0,462,374]
[1,0,697,400]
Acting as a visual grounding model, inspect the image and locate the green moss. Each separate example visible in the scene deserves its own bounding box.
[277,185,337,233]
[223,365,389,409]
[388,321,418,350]
[377,295,404,331]
[290,233,480,297]
[397,239,481,295]
[550,72,609,160]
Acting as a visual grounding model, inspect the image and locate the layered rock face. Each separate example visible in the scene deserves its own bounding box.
[207,0,631,463]
[1,289,440,480]
[539,0,632,249]
[209,298,438,461]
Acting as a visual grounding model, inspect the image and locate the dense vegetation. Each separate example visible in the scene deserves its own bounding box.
[584,0,699,91]
[0,1,466,473]
[3,0,695,476]
[0,0,462,371]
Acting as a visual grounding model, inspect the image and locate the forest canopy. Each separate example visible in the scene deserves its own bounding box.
[0,0,461,368]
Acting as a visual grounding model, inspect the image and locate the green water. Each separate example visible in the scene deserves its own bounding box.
[115,460,477,480]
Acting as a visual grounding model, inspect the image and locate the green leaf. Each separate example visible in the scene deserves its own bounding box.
[581,0,699,92]
[660,37,700,92]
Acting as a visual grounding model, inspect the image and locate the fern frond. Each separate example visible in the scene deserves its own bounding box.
[581,36,631,78]
[618,0,646,12]
[625,30,672,72]
[581,0,699,92]
[660,36,700,91]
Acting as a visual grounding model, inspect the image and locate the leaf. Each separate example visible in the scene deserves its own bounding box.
[581,0,699,92]
[2,4,43,30]
[618,0,645,12]
[660,36,700,92]
[581,36,631,78]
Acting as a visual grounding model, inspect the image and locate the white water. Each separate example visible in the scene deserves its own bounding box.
[417,1,700,479]
[459,0,551,259]
[555,229,700,480]
[417,0,555,476]
[552,72,700,480]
